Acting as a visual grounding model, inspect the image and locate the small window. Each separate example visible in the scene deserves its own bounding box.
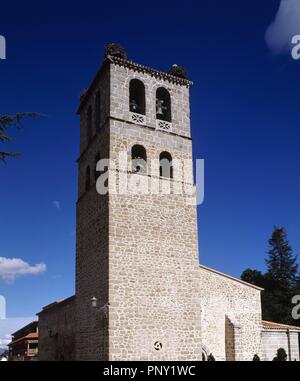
[95,90,101,131]
[156,87,171,122]
[129,79,146,115]
[159,151,173,179]
[87,106,93,142]
[131,145,147,174]
[85,166,91,191]
[94,153,100,182]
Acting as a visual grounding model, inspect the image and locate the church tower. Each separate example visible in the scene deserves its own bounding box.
[75,44,202,360]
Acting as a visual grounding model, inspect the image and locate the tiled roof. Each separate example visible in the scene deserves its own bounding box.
[9,332,38,346]
[11,320,38,338]
[262,320,300,331]
[37,295,75,315]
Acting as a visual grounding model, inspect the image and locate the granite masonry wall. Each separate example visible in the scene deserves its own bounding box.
[73,57,202,360]
[199,265,263,361]
[106,62,202,360]
[38,296,76,361]
[75,63,111,360]
[38,53,300,362]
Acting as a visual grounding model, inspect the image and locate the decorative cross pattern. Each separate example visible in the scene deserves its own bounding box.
[156,120,172,132]
[130,112,145,125]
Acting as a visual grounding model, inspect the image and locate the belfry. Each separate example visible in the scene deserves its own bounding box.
[37,44,300,362]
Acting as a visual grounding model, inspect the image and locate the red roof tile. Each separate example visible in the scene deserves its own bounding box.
[262,320,300,331]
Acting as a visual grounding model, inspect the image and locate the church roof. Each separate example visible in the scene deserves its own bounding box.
[199,264,264,291]
[262,320,300,331]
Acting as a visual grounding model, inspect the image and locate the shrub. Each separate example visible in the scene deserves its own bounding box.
[272,348,287,361]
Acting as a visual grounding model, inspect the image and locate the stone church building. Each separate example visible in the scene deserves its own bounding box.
[37,44,300,361]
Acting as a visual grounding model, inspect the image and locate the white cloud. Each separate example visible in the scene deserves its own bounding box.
[0,337,10,347]
[0,295,6,319]
[0,257,46,283]
[52,200,60,210]
[265,0,300,54]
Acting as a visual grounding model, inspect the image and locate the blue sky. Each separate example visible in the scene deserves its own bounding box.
[1,0,300,318]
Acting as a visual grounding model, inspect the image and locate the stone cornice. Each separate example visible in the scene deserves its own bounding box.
[77,56,193,114]
[107,55,193,88]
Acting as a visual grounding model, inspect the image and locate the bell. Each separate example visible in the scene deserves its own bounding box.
[130,99,139,112]
[156,99,167,116]
[133,156,146,173]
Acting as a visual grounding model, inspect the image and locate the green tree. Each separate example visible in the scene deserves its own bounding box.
[240,227,300,326]
[207,353,215,361]
[0,112,39,161]
[266,227,298,289]
[252,354,260,361]
[241,269,266,288]
[265,227,299,325]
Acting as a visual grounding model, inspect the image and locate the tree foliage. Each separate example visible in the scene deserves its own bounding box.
[241,227,300,326]
[241,269,266,288]
[0,112,39,161]
[266,227,298,289]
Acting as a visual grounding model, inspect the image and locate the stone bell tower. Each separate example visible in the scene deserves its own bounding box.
[75,44,202,360]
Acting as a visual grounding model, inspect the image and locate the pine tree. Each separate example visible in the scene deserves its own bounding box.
[241,227,300,326]
[263,227,299,325]
[266,227,298,290]
[252,354,260,361]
